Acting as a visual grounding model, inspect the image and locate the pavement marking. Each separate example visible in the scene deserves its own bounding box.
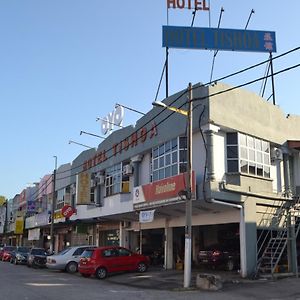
[25,283,72,287]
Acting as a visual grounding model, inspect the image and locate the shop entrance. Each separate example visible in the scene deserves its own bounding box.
[139,228,164,266]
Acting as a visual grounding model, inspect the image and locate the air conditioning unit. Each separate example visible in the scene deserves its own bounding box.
[271,147,283,161]
[98,175,105,185]
[123,164,133,175]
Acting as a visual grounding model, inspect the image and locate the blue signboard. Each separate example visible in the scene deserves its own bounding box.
[163,26,276,53]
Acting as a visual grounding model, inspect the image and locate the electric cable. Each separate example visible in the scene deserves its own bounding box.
[53,46,300,181]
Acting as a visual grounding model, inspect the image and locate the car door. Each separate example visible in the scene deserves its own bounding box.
[116,247,135,271]
[72,247,87,263]
[101,248,119,272]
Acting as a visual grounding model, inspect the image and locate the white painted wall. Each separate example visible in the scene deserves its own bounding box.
[140,153,151,186]
[214,131,226,181]
[71,193,133,220]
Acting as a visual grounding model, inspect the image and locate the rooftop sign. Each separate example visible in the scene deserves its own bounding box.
[167,0,209,10]
[163,26,276,53]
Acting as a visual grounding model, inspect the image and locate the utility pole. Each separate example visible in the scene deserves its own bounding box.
[50,156,57,253]
[184,83,193,288]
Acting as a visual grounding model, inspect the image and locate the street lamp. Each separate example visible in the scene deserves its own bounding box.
[152,83,193,288]
[68,140,93,149]
[50,156,57,253]
[115,103,145,116]
[80,130,105,139]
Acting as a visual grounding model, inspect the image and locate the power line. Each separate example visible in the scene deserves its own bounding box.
[53,46,300,180]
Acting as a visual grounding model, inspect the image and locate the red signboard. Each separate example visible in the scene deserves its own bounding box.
[61,205,75,218]
[133,172,195,208]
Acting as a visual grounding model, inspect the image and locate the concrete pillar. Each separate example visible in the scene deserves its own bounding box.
[202,124,219,182]
[164,221,173,269]
[283,153,291,196]
[119,221,130,248]
[287,214,298,274]
[243,198,257,277]
[131,155,143,187]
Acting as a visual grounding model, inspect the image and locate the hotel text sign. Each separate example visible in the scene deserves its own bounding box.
[167,0,209,10]
[163,26,276,53]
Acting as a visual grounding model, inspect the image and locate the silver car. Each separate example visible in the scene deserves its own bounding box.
[46,245,94,273]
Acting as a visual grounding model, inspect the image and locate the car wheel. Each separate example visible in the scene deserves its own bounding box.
[66,261,78,273]
[226,259,234,271]
[137,262,147,273]
[81,273,91,278]
[96,267,107,279]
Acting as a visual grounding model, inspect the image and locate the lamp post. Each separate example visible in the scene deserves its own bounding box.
[80,130,105,139]
[68,140,93,149]
[152,83,193,288]
[50,156,57,253]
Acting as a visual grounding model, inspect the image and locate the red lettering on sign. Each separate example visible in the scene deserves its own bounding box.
[140,127,147,143]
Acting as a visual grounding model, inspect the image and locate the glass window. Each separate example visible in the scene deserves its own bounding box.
[227,133,270,179]
[159,144,164,156]
[151,137,187,182]
[150,137,187,181]
[105,163,122,196]
[227,160,238,173]
[227,132,238,144]
[240,160,248,173]
[227,146,238,159]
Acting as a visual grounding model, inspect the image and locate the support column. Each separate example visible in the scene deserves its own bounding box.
[283,153,291,196]
[243,198,257,277]
[131,155,143,187]
[202,124,220,182]
[287,214,298,275]
[119,221,129,248]
[164,221,173,270]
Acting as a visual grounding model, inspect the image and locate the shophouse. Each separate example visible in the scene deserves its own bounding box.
[17,81,300,278]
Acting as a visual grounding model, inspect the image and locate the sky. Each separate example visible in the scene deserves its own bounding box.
[0,1,299,199]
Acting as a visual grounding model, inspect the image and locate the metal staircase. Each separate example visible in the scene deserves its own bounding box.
[255,197,300,277]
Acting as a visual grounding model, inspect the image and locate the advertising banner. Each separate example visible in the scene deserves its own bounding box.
[139,210,155,223]
[163,26,276,53]
[76,172,91,205]
[28,228,40,241]
[133,172,195,209]
[15,217,24,234]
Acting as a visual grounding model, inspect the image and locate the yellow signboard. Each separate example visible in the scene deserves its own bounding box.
[15,217,24,234]
[76,172,91,205]
[0,196,6,206]
[54,211,64,219]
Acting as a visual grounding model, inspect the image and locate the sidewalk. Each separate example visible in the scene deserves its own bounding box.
[106,267,249,291]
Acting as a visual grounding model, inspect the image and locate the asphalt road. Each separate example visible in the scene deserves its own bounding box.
[1,261,300,300]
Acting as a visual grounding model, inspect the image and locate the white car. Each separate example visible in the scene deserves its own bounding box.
[46,245,95,273]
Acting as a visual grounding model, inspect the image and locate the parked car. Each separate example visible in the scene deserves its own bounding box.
[27,248,48,268]
[1,246,16,262]
[78,246,150,279]
[46,245,94,273]
[197,241,240,271]
[10,246,31,265]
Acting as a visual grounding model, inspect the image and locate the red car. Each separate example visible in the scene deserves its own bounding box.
[79,246,150,279]
[1,246,16,262]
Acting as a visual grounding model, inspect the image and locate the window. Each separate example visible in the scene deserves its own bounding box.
[226,132,270,178]
[56,189,65,209]
[105,163,131,197]
[105,163,122,196]
[151,136,187,182]
[118,248,131,257]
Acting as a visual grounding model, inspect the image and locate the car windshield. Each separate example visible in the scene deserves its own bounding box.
[57,247,71,255]
[31,249,46,255]
[18,247,30,253]
[81,249,94,258]
[5,246,16,251]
